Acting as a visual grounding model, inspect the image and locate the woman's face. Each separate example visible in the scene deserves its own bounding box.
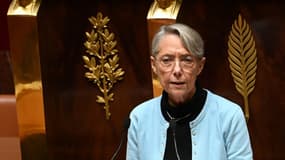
[151,34,205,106]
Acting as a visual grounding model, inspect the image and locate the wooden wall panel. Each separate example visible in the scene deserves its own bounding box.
[0,0,14,94]
[0,0,10,50]
[37,0,153,159]
[177,1,285,159]
[0,51,14,94]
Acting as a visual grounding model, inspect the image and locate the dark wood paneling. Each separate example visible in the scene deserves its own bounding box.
[37,0,153,159]
[0,0,10,50]
[0,51,14,94]
[178,1,285,159]
[0,0,14,94]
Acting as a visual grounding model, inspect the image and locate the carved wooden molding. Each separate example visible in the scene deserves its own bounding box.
[147,0,182,19]
[7,0,40,16]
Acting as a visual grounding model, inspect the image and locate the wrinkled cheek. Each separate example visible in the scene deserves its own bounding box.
[156,72,170,88]
[156,70,170,78]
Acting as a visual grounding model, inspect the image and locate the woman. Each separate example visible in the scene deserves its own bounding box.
[126,23,252,160]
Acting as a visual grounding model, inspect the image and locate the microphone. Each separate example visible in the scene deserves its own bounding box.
[110,118,131,160]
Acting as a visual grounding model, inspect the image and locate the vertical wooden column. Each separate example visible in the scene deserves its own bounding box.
[147,0,182,97]
[7,0,47,160]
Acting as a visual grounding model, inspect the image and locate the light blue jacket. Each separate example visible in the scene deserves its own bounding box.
[127,90,253,160]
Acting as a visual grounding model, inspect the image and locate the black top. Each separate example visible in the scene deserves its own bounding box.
[161,85,207,160]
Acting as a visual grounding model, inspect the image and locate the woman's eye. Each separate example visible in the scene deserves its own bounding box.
[161,58,173,64]
[182,56,194,64]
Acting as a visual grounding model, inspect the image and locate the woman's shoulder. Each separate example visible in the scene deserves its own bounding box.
[205,89,244,117]
[130,96,162,115]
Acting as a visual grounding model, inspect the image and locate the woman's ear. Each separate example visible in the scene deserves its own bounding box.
[150,56,157,74]
[197,57,206,76]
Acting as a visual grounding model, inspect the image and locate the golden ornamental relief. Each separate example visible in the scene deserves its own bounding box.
[7,0,41,16]
[227,14,257,121]
[147,0,182,19]
[83,12,125,120]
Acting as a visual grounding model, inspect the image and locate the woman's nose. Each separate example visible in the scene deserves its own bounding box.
[173,59,182,72]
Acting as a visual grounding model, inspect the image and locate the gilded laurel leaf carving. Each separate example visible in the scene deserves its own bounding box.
[82,12,125,120]
[227,14,257,121]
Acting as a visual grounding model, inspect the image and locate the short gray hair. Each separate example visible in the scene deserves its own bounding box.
[151,23,204,59]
